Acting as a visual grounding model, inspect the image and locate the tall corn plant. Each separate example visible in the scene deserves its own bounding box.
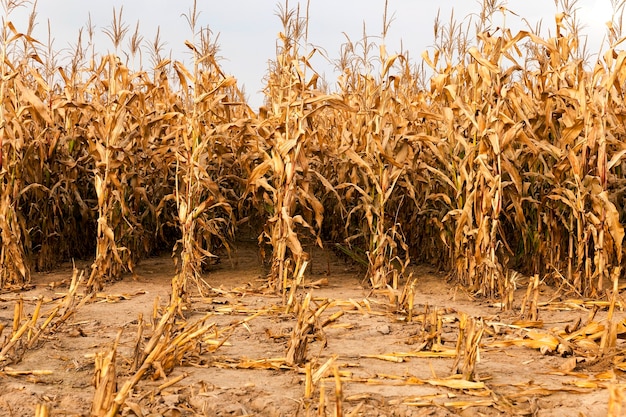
[171,1,237,298]
[247,2,331,292]
[412,3,515,297]
[86,54,137,290]
[2,1,99,282]
[519,2,625,298]
[419,2,543,296]
[0,0,38,286]
[444,35,511,297]
[87,9,179,290]
[330,6,418,289]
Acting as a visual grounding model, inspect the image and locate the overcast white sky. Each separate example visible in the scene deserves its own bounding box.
[5,0,617,108]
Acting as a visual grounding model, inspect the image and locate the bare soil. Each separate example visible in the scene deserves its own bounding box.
[0,243,623,416]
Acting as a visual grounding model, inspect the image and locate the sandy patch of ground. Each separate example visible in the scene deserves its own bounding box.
[0,244,623,416]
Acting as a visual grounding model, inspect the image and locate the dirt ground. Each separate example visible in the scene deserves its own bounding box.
[0,243,624,416]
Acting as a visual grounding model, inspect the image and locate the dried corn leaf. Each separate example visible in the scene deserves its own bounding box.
[564,380,599,389]
[2,368,53,376]
[391,348,458,359]
[443,399,495,409]
[425,378,486,390]
[360,354,405,363]
[509,320,544,329]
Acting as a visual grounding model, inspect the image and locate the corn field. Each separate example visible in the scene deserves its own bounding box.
[3,0,626,414]
[2,0,625,296]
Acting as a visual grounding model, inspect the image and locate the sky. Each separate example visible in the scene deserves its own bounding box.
[4,0,618,108]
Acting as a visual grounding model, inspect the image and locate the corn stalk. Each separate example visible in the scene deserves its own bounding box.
[0,0,37,286]
[332,11,416,288]
[172,1,237,299]
[87,55,136,290]
[248,2,329,292]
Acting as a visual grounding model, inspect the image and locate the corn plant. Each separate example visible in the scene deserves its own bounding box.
[0,0,38,286]
[172,37,236,297]
[248,2,334,293]
[328,7,418,289]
